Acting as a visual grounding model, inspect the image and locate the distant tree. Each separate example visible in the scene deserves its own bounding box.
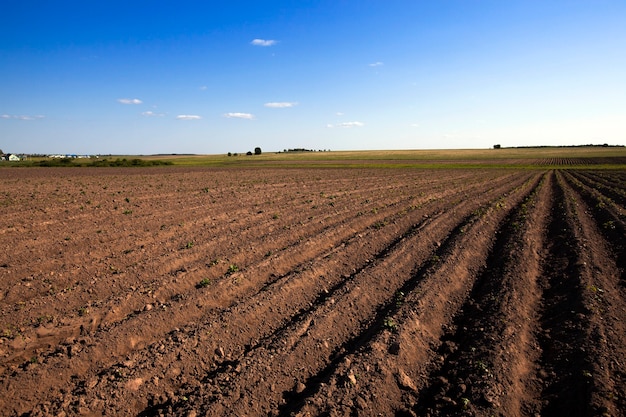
[493,144,501,149]
[246,151,253,156]
[254,147,262,155]
[227,152,232,156]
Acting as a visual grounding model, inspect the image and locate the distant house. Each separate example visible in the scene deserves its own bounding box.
[8,154,20,161]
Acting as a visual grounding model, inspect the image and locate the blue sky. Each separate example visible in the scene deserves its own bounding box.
[1,1,625,155]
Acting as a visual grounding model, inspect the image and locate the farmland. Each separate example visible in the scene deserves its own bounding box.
[1,148,625,416]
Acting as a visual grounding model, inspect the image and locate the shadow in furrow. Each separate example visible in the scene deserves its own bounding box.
[537,174,591,416]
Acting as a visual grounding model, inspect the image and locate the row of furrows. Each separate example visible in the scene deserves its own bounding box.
[184,172,522,356]
[150,173,542,416]
[0,168,317,252]
[126,207,444,416]
[3,167,502,328]
[0,169,508,362]
[288,172,545,417]
[581,170,626,192]
[590,170,626,188]
[0,169,436,318]
[2,174,402,340]
[409,170,626,417]
[560,170,626,285]
[568,170,626,208]
[0,171,525,415]
[531,158,626,167]
[532,158,591,166]
[141,171,520,386]
[1,166,452,231]
[2,168,391,262]
[555,171,626,415]
[6,167,479,263]
[2,189,403,364]
[565,171,626,218]
[0,170,498,368]
[0,168,473,301]
[37,171,531,416]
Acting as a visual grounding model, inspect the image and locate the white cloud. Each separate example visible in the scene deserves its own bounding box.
[1,114,44,120]
[199,86,208,91]
[411,123,420,127]
[176,115,202,120]
[224,112,254,120]
[336,112,344,116]
[327,121,364,128]
[142,111,165,117]
[118,98,143,105]
[264,102,298,108]
[251,39,277,47]
[369,62,384,67]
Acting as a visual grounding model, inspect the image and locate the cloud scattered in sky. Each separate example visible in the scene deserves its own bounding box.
[368,62,384,67]
[176,115,201,120]
[117,98,143,104]
[224,112,254,119]
[327,121,364,128]
[1,114,45,120]
[251,39,277,47]
[264,102,298,108]
[142,111,165,117]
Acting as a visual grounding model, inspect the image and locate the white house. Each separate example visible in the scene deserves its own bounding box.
[8,154,20,161]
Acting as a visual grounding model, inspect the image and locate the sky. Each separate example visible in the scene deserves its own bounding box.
[1,0,625,155]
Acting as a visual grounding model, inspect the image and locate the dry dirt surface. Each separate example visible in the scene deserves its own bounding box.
[1,166,625,416]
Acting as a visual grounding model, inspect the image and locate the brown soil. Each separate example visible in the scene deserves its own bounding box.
[0,166,624,416]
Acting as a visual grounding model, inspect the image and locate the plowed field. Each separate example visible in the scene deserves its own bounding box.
[1,164,625,416]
